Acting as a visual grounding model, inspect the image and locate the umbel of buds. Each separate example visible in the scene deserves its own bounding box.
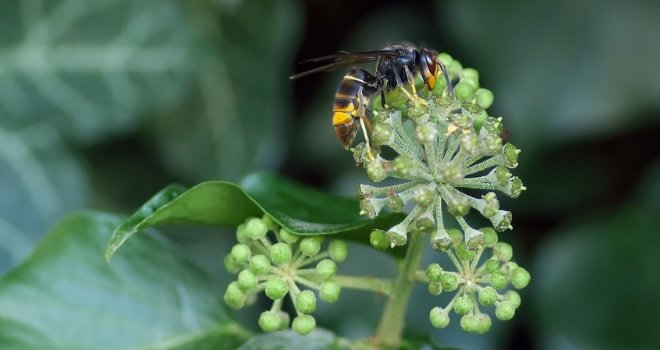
[354,52,529,333]
[223,216,348,335]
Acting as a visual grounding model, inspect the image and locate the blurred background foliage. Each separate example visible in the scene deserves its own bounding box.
[0,0,658,349]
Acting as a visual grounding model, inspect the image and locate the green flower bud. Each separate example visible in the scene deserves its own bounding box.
[292,315,316,335]
[462,102,483,115]
[367,159,389,182]
[460,314,479,333]
[415,122,438,143]
[506,177,526,198]
[440,273,459,292]
[475,88,494,109]
[224,254,241,274]
[437,53,454,67]
[455,242,476,261]
[224,282,246,309]
[244,217,268,240]
[258,311,280,332]
[494,242,513,261]
[460,133,480,155]
[494,166,512,187]
[295,290,317,314]
[461,68,479,82]
[316,259,337,280]
[447,228,463,248]
[440,162,465,185]
[261,214,279,231]
[428,281,443,295]
[270,242,293,265]
[359,199,378,219]
[386,194,405,212]
[445,192,471,217]
[484,259,500,273]
[490,271,509,290]
[450,114,471,130]
[414,212,435,232]
[447,59,463,80]
[453,295,473,315]
[385,229,408,247]
[473,110,488,130]
[491,210,513,232]
[237,269,257,292]
[372,123,393,145]
[495,301,516,321]
[392,155,415,178]
[431,228,453,251]
[464,227,485,250]
[500,261,519,275]
[407,103,426,119]
[278,228,299,244]
[320,282,341,303]
[370,229,390,250]
[474,313,492,334]
[455,81,476,101]
[481,132,503,155]
[236,224,249,243]
[300,237,323,257]
[230,244,251,265]
[481,192,499,219]
[511,267,531,289]
[504,290,521,309]
[328,240,348,262]
[430,307,450,328]
[503,143,520,168]
[276,311,291,330]
[481,227,498,247]
[478,286,498,306]
[265,278,288,300]
[413,186,436,207]
[426,263,443,281]
[248,254,271,275]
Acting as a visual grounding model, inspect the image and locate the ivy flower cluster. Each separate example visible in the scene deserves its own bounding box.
[355,53,530,332]
[223,216,347,335]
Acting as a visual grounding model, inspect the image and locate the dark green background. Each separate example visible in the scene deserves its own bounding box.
[1,0,658,349]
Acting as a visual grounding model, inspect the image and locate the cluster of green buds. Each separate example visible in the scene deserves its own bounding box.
[223,215,348,335]
[354,53,529,332]
[422,228,530,333]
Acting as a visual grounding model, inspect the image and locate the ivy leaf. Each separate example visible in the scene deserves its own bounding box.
[0,211,249,349]
[237,329,344,350]
[0,0,201,142]
[0,124,87,274]
[105,172,403,261]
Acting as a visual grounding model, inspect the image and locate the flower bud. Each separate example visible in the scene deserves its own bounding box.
[483,259,500,273]
[430,307,450,328]
[415,122,438,143]
[270,242,292,265]
[440,162,465,185]
[447,228,463,248]
[426,263,443,281]
[258,311,280,332]
[224,254,241,274]
[292,315,316,335]
[453,295,473,315]
[237,269,257,292]
[295,290,317,314]
[461,68,479,82]
[495,301,516,321]
[261,214,279,231]
[248,254,271,275]
[316,259,337,280]
[224,282,246,309]
[236,224,249,243]
[480,192,499,219]
[481,227,498,248]
[493,242,513,261]
[445,192,470,217]
[480,132,503,155]
[449,114,471,130]
[504,290,521,309]
[413,186,436,207]
[278,228,299,244]
[431,227,453,251]
[230,244,251,265]
[300,237,323,257]
[474,313,492,334]
[475,88,494,109]
[276,311,291,330]
[494,166,512,187]
[489,271,509,290]
[387,194,405,212]
[511,267,531,289]
[370,229,390,250]
[460,133,480,155]
[506,177,526,198]
[407,103,426,120]
[367,159,389,182]
[328,240,348,262]
[320,282,341,303]
[428,281,443,295]
[455,81,476,101]
[392,155,415,178]
[244,217,268,240]
[460,314,478,333]
[440,273,458,292]
[372,123,393,145]
[265,278,288,300]
[478,286,498,306]
[385,226,408,247]
[490,210,513,232]
[456,242,476,261]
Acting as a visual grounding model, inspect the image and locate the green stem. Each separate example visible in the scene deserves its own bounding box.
[306,274,393,296]
[374,231,426,348]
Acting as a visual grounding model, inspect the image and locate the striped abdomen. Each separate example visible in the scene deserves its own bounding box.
[332,68,379,149]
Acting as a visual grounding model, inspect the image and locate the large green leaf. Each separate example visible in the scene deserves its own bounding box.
[0,211,249,349]
[0,124,88,274]
[237,329,345,350]
[152,0,301,181]
[0,0,201,142]
[105,172,403,261]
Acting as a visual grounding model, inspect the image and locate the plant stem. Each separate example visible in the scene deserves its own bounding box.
[373,231,426,348]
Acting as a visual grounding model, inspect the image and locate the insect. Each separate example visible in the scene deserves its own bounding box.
[290,43,452,153]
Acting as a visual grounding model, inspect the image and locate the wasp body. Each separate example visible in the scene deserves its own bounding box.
[291,43,451,151]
